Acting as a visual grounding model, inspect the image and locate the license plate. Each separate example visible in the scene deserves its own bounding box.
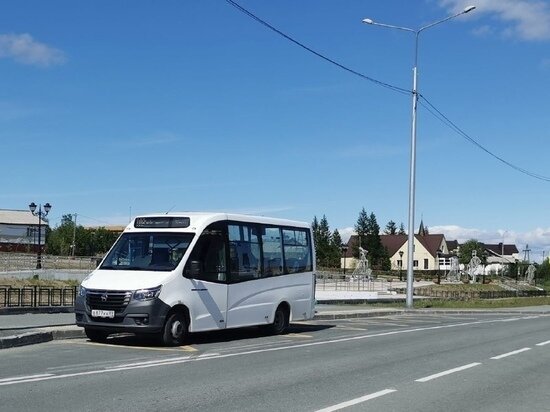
[91,309,115,318]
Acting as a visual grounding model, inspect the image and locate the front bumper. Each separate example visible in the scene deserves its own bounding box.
[75,292,171,334]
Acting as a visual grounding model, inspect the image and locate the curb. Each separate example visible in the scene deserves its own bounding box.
[0,327,85,350]
[0,331,53,349]
[0,307,74,316]
[314,310,405,320]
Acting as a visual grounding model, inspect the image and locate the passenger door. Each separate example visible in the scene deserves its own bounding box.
[183,223,228,332]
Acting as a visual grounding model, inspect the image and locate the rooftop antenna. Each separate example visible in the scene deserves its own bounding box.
[165,205,176,214]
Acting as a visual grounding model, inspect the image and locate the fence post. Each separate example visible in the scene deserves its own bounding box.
[33,285,38,307]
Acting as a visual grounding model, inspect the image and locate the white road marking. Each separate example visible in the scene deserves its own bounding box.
[415,363,481,382]
[490,348,531,360]
[314,389,397,412]
[335,326,368,331]
[0,316,542,387]
[0,374,54,383]
[114,356,192,368]
[536,340,550,346]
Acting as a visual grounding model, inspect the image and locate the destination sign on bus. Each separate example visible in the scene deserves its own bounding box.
[134,216,190,229]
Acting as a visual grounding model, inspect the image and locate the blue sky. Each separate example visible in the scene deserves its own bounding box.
[1,0,549,260]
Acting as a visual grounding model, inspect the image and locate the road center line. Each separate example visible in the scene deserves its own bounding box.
[536,340,550,346]
[314,389,397,412]
[415,362,481,383]
[490,348,531,360]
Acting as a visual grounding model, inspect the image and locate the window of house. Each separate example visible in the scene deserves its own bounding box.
[424,259,429,269]
[413,260,418,268]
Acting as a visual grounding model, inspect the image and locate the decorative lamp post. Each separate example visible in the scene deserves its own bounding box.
[398,250,404,281]
[362,5,476,308]
[341,244,349,275]
[436,248,442,284]
[29,202,52,269]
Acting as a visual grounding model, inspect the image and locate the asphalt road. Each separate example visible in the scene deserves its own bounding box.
[1,312,549,412]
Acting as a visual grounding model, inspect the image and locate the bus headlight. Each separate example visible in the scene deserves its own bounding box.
[78,286,87,297]
[134,286,162,301]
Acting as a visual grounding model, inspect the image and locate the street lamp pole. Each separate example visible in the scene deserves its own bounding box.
[29,202,52,269]
[363,5,476,309]
[341,244,349,275]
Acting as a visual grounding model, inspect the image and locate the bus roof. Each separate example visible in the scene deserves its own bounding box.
[124,212,310,232]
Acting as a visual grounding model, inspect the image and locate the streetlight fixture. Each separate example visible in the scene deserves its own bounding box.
[362,5,476,308]
[398,250,404,281]
[29,202,52,269]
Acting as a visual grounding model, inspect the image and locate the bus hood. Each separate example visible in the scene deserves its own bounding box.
[81,269,173,291]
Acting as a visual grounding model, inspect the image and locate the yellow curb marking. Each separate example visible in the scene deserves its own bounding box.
[285,333,313,339]
[65,340,198,352]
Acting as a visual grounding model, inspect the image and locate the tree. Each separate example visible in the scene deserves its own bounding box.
[353,208,390,270]
[312,215,333,267]
[328,229,343,268]
[365,212,389,270]
[384,220,397,235]
[458,240,486,265]
[536,259,550,285]
[353,208,369,258]
[46,214,119,256]
[398,223,406,235]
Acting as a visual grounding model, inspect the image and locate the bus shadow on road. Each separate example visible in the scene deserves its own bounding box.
[100,323,334,348]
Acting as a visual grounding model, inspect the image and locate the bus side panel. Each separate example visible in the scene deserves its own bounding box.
[226,273,314,329]
[162,277,228,332]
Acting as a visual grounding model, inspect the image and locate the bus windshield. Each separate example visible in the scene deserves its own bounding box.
[101,232,194,272]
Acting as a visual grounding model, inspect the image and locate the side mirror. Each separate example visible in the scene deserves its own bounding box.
[184,260,201,277]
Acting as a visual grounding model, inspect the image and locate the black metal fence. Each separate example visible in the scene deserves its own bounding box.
[0,286,77,308]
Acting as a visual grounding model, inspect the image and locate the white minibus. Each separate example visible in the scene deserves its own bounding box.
[75,212,316,345]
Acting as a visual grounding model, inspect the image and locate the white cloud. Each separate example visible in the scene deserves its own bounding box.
[0,33,66,67]
[439,0,550,41]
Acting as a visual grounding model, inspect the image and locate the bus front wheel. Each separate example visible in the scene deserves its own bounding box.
[85,328,109,343]
[161,312,188,346]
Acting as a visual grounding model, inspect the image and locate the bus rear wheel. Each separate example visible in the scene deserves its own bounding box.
[161,312,188,346]
[266,305,289,335]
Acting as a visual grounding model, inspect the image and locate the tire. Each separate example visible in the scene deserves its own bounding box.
[85,328,109,342]
[266,305,289,335]
[161,312,188,346]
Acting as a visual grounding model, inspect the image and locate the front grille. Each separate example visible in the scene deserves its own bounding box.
[86,289,132,312]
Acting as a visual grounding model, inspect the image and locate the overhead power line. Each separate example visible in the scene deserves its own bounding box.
[419,95,550,182]
[225,0,409,95]
[225,0,550,183]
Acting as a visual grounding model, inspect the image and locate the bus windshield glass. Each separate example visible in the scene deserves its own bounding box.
[101,232,194,271]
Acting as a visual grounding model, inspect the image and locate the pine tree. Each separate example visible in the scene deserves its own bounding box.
[398,222,406,235]
[354,207,369,258]
[384,220,397,235]
[329,229,343,268]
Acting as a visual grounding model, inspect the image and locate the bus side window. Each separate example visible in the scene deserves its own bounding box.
[184,225,227,283]
[228,224,261,282]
